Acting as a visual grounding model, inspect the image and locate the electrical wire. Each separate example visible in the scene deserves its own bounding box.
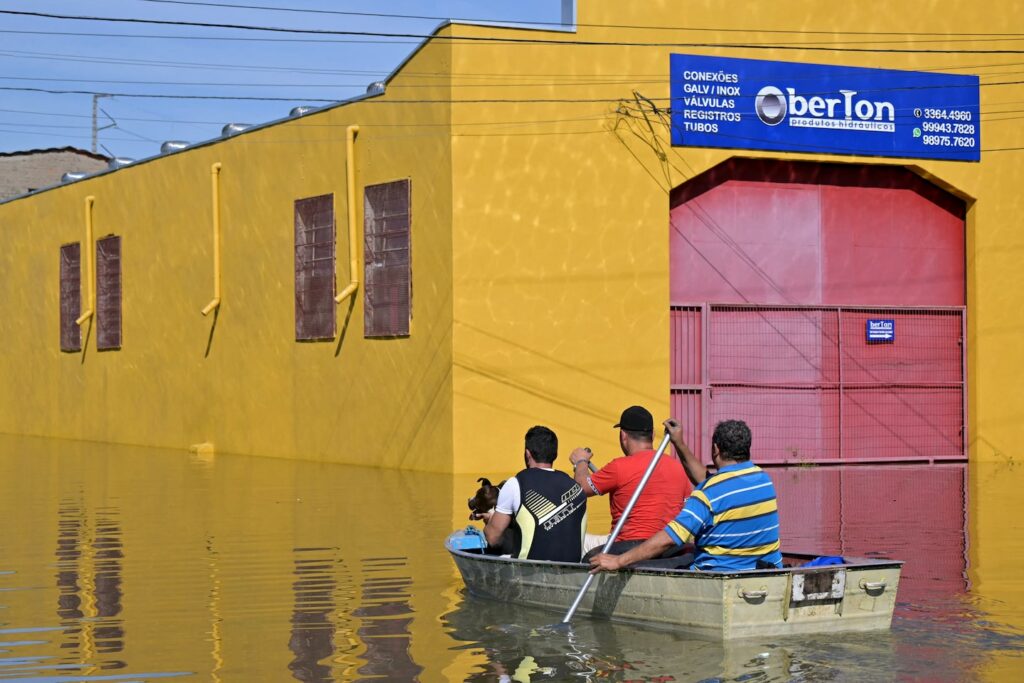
[4,10,1024,54]
[0,28,419,45]
[131,0,1024,39]
[3,46,1024,84]
[0,75,665,89]
[0,106,612,129]
[0,85,336,101]
[2,77,1022,102]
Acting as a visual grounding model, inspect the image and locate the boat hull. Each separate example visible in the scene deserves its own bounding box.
[447,531,902,639]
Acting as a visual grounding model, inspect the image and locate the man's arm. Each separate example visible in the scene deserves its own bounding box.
[590,492,709,572]
[569,447,601,497]
[588,530,676,573]
[483,511,512,547]
[664,418,706,486]
[481,477,519,548]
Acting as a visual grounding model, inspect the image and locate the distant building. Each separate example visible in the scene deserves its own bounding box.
[0,147,108,200]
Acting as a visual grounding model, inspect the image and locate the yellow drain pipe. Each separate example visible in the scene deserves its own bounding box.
[75,196,95,327]
[335,125,360,304]
[202,162,223,316]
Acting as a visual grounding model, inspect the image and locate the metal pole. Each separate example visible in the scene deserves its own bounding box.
[91,95,99,153]
[561,432,674,624]
[91,94,113,154]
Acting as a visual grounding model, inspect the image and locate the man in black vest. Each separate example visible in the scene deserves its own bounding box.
[481,426,588,562]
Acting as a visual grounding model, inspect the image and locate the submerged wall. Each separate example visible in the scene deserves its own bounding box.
[0,38,455,471]
[1,1,1023,477]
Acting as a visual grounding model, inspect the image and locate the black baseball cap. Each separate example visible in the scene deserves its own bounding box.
[613,405,654,433]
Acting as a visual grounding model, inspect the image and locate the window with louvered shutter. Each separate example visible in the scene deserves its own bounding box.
[364,179,411,338]
[96,235,122,350]
[59,242,82,352]
[294,194,336,341]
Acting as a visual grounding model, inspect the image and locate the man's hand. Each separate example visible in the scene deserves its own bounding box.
[664,418,684,442]
[469,510,493,523]
[664,417,706,485]
[589,552,622,574]
[569,447,592,468]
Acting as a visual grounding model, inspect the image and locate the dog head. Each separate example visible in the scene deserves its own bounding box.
[467,477,503,518]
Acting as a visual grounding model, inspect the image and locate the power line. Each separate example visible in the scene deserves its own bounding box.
[0,28,418,45]
[0,86,336,101]
[4,71,1024,94]
[0,75,665,89]
[3,44,1024,84]
[5,10,1024,54]
[0,106,611,127]
[132,0,508,27]
[132,0,1024,39]
[4,45,1024,83]
[3,103,1022,130]
[0,48,394,76]
[0,127,136,142]
[2,76,1021,102]
[6,25,1024,53]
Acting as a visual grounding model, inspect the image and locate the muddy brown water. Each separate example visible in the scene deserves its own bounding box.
[1,434,1022,681]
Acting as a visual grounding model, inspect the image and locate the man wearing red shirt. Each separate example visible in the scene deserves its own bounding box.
[569,406,692,558]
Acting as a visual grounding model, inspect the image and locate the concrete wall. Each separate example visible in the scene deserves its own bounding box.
[0,149,108,201]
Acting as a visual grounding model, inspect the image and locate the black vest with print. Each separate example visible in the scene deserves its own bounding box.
[511,467,587,562]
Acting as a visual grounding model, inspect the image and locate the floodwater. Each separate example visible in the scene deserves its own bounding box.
[1,434,1023,682]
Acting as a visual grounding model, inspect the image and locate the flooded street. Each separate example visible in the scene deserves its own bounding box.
[1,434,1022,681]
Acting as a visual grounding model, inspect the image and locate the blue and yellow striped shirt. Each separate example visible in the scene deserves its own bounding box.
[664,461,782,571]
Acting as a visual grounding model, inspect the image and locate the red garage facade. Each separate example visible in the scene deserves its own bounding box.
[669,159,967,467]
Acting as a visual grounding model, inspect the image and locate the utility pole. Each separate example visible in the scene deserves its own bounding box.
[91,94,114,153]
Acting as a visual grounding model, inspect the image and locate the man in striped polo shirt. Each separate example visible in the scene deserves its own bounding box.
[589,419,782,573]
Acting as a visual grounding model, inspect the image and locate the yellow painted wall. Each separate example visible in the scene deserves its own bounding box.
[0,39,455,471]
[2,1,1024,477]
[444,1,1024,476]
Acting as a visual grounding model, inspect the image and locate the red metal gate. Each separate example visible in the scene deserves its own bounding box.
[671,303,966,465]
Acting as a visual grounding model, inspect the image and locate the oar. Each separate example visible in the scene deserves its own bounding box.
[560,432,673,625]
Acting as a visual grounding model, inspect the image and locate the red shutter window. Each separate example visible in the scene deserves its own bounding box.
[96,235,122,351]
[294,194,336,341]
[363,179,411,338]
[59,242,82,352]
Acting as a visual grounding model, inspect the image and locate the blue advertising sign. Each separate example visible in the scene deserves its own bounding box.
[670,54,980,162]
[866,319,895,343]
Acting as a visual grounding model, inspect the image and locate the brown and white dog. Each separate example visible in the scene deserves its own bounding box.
[467,477,504,520]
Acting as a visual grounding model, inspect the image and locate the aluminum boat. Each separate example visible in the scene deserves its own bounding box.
[446,528,902,639]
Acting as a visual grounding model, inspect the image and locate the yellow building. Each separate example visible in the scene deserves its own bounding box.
[0,0,1021,480]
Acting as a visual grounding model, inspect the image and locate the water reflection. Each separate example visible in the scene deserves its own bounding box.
[442,590,1024,681]
[353,557,422,681]
[92,509,125,665]
[55,500,84,644]
[443,594,900,681]
[288,548,337,682]
[54,500,125,673]
[1,434,1023,680]
[771,464,969,607]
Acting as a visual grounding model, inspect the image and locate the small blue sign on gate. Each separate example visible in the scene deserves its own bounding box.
[866,319,895,343]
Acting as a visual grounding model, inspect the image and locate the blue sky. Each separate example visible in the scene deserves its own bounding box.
[0,0,566,158]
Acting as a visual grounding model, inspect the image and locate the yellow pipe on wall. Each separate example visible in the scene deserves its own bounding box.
[335,125,360,304]
[201,162,223,316]
[75,195,95,327]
